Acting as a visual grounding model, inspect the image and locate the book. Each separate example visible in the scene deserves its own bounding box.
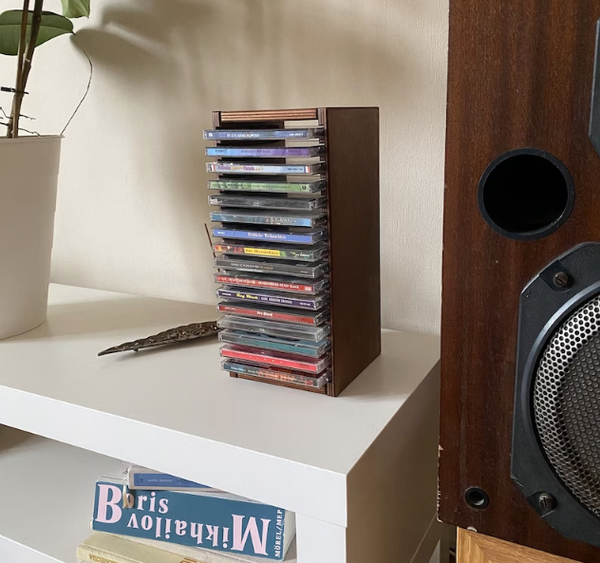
[127,465,219,492]
[77,531,296,563]
[91,470,295,560]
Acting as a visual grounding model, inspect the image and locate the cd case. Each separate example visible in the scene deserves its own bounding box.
[219,329,330,358]
[217,315,330,342]
[212,226,327,245]
[207,179,326,194]
[217,287,329,311]
[220,345,331,374]
[214,255,327,279]
[207,162,326,175]
[223,360,331,389]
[208,193,327,211]
[213,242,327,262]
[210,209,327,228]
[214,273,328,295]
[217,302,329,326]
[204,128,324,141]
[206,146,324,158]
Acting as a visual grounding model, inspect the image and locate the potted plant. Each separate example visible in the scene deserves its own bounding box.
[0,0,89,339]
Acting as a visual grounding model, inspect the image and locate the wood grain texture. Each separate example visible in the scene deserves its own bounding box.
[457,529,579,563]
[219,109,318,122]
[439,1,600,561]
[324,107,381,396]
[213,108,381,397]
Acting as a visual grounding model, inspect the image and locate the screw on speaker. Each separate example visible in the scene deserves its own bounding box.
[512,242,600,546]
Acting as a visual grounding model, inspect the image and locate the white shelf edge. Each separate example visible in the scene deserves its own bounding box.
[0,387,348,527]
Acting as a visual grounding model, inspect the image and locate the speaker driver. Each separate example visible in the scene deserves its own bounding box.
[512,243,600,546]
[534,294,600,517]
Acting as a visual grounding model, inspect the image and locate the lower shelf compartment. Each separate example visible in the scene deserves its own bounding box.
[0,425,122,563]
[0,426,297,563]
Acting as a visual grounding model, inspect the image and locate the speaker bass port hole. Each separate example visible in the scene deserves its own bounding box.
[478,148,575,241]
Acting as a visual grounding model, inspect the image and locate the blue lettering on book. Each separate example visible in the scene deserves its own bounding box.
[133,473,208,488]
[92,482,284,559]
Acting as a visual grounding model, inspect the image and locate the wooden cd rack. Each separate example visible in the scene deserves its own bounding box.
[207,107,380,397]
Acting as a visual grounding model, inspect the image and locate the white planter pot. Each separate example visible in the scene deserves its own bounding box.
[0,136,61,339]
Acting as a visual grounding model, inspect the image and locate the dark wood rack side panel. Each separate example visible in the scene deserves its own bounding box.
[324,107,381,397]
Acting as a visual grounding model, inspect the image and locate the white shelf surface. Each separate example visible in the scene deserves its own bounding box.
[0,284,440,537]
[0,426,296,563]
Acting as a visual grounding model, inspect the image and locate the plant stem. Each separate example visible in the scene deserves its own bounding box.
[9,0,43,138]
[6,0,30,138]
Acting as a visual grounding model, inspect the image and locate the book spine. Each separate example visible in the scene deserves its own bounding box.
[92,481,285,559]
[76,544,139,563]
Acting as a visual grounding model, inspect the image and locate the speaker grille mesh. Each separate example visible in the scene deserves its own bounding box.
[534,294,600,517]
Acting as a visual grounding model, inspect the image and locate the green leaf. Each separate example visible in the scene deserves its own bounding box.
[0,10,73,56]
[60,0,90,19]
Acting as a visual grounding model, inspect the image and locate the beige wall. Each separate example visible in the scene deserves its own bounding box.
[0,0,449,334]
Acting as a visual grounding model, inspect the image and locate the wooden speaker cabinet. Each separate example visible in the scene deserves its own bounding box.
[439,2,600,562]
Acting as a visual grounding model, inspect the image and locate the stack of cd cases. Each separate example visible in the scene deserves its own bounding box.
[205,121,332,390]
[205,108,381,397]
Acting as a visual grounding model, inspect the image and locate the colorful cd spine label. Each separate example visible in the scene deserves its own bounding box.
[220,347,325,373]
[210,211,322,227]
[213,243,325,261]
[206,147,322,157]
[207,162,322,175]
[224,360,331,388]
[215,274,322,294]
[217,289,323,310]
[217,303,324,325]
[217,315,331,342]
[204,128,323,140]
[219,330,330,358]
[214,257,324,278]
[208,194,327,211]
[212,228,322,245]
[208,180,325,193]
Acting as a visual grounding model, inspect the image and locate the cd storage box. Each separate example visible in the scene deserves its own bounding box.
[205,107,380,397]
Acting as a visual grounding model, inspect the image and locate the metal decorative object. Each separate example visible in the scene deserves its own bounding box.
[98,321,219,356]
